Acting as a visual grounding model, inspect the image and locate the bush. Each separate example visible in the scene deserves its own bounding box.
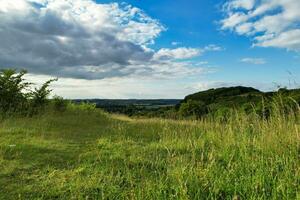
[0,69,31,114]
[0,69,56,116]
[30,79,57,115]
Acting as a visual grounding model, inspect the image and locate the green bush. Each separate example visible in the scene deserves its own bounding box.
[0,69,31,114]
[0,69,56,116]
[30,79,58,115]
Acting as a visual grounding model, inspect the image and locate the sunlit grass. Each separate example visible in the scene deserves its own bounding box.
[0,107,299,199]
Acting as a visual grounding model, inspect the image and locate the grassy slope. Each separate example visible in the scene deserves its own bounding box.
[0,109,299,199]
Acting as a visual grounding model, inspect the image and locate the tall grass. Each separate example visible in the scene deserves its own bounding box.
[0,103,299,199]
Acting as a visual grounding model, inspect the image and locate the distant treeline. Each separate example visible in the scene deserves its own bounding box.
[73,99,181,107]
[76,86,300,119]
[72,99,180,118]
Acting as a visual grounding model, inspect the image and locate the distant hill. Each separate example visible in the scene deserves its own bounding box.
[180,86,300,117]
[184,86,263,104]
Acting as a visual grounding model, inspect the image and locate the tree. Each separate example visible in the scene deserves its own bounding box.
[31,78,57,110]
[0,69,31,113]
[0,69,56,115]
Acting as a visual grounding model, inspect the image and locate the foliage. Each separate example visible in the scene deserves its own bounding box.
[31,79,57,108]
[184,86,261,105]
[0,69,31,114]
[179,99,207,118]
[0,69,56,116]
[179,86,300,119]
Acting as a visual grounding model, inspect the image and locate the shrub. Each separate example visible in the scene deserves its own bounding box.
[30,78,57,114]
[0,69,31,114]
[0,69,56,116]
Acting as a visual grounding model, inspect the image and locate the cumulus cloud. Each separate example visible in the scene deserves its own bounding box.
[240,57,266,65]
[227,0,255,10]
[153,44,223,61]
[0,0,163,79]
[221,0,300,51]
[154,48,202,60]
[0,0,211,80]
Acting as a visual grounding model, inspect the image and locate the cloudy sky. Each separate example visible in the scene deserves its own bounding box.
[0,0,299,98]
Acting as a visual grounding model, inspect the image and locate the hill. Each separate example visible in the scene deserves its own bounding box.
[183,86,300,105]
[180,86,300,117]
[184,86,262,103]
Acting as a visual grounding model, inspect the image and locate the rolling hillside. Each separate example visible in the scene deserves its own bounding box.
[0,108,299,199]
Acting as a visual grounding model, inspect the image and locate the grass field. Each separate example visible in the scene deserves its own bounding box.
[0,108,299,199]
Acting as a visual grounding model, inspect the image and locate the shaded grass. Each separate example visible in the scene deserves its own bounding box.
[0,109,299,199]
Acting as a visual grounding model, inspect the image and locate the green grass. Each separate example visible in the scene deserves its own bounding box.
[0,108,299,199]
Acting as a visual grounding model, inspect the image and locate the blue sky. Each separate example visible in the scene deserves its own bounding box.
[0,0,299,98]
[97,0,299,87]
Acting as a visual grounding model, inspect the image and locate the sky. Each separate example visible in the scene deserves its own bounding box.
[0,0,299,99]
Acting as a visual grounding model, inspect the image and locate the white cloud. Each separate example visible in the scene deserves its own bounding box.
[221,0,300,51]
[204,44,224,52]
[153,44,223,61]
[171,41,181,46]
[255,30,300,50]
[240,57,267,65]
[221,13,249,30]
[154,48,202,60]
[226,0,256,10]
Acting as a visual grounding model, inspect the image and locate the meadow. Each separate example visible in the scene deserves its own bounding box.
[0,106,299,199]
